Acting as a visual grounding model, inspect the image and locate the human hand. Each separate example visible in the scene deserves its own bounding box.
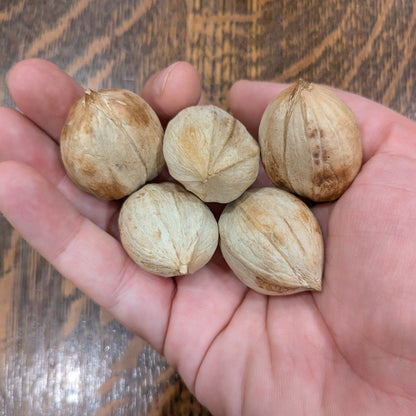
[1,59,415,416]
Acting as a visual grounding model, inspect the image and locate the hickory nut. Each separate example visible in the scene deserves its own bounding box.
[219,187,324,295]
[60,88,164,200]
[259,80,362,202]
[119,182,219,277]
[163,105,260,203]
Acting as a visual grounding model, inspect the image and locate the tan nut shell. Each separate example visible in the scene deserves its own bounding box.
[259,80,362,202]
[60,88,164,200]
[219,187,324,295]
[119,182,218,277]
[163,105,260,203]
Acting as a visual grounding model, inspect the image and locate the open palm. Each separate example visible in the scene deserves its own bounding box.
[1,59,415,416]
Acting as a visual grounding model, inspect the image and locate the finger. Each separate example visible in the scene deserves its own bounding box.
[7,59,206,142]
[228,80,415,162]
[141,61,206,123]
[6,58,84,141]
[0,160,174,351]
[228,81,285,138]
[0,107,120,234]
[161,250,248,389]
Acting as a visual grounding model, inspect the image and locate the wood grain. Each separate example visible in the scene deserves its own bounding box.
[0,0,415,415]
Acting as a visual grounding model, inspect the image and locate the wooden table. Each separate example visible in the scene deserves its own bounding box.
[0,1,414,414]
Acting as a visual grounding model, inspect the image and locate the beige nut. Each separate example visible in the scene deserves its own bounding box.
[259,80,362,202]
[163,105,260,203]
[219,187,324,295]
[60,88,164,200]
[119,182,219,277]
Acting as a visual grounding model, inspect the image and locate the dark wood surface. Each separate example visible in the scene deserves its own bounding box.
[0,1,414,415]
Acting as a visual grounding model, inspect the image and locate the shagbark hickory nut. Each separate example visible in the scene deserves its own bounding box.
[163,105,260,203]
[119,182,219,277]
[218,187,324,295]
[259,80,362,202]
[60,88,164,200]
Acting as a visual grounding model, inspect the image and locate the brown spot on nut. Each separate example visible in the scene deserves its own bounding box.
[78,158,97,177]
[308,128,318,139]
[254,275,295,294]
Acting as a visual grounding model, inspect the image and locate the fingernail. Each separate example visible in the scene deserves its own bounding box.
[153,62,180,98]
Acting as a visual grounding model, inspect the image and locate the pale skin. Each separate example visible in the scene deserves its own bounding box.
[1,59,416,416]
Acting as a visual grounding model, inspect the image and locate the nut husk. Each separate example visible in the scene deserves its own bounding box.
[218,187,324,295]
[163,105,260,203]
[60,88,164,200]
[119,182,219,277]
[259,80,362,202]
